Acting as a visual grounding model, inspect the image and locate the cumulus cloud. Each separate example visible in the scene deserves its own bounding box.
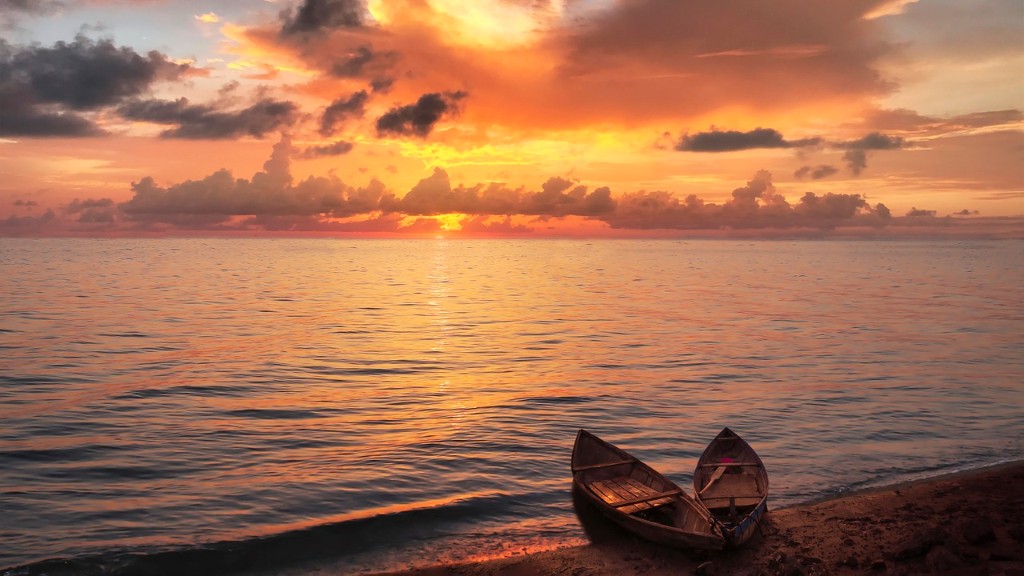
[10,141,907,235]
[65,198,117,223]
[676,128,822,152]
[385,168,616,218]
[117,97,298,139]
[320,90,367,136]
[0,35,190,136]
[119,136,390,226]
[376,91,467,138]
[600,171,891,230]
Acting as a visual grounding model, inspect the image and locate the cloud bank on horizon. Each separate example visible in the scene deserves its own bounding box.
[1,0,1021,236]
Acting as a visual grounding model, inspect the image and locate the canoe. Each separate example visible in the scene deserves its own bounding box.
[693,427,769,547]
[571,429,725,550]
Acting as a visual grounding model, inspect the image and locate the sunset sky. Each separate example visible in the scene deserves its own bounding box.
[1,0,1022,236]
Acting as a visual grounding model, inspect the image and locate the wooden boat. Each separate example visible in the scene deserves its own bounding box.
[693,427,768,547]
[571,429,725,550]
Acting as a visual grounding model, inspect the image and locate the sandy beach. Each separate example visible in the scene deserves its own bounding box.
[254,462,1024,576]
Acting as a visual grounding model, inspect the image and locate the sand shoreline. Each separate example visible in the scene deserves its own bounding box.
[251,461,1024,576]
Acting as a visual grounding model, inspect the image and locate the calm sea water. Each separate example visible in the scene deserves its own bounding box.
[1,238,1022,574]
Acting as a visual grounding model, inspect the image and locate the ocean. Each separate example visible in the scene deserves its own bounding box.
[1,238,1022,574]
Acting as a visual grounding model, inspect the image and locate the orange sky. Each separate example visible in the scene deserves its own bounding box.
[1,0,1022,237]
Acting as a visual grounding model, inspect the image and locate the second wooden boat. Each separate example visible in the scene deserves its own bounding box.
[693,427,769,547]
[571,429,725,550]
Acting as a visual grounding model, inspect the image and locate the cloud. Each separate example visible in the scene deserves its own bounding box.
[835,132,905,175]
[376,91,467,138]
[328,45,398,81]
[906,207,937,217]
[0,35,190,136]
[65,198,117,223]
[837,132,905,150]
[676,128,822,152]
[600,171,891,230]
[385,168,617,218]
[0,108,102,137]
[117,97,298,139]
[674,126,908,177]
[0,35,189,110]
[119,136,389,223]
[195,12,220,24]
[795,165,839,180]
[1,0,64,28]
[300,140,354,157]
[280,0,365,36]
[3,141,931,236]
[320,90,367,136]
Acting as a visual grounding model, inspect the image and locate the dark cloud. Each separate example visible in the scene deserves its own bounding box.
[835,132,905,176]
[795,165,839,180]
[1,0,64,28]
[117,97,298,139]
[13,200,39,207]
[0,35,189,136]
[328,45,398,81]
[906,207,937,217]
[841,150,868,176]
[369,77,395,93]
[280,0,364,36]
[0,35,188,110]
[676,128,821,152]
[837,132,905,150]
[300,140,355,158]
[320,90,367,136]
[1,0,63,15]
[676,127,908,176]
[376,91,467,138]
[0,107,102,137]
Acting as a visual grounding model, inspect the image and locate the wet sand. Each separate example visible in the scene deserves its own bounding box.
[259,462,1024,576]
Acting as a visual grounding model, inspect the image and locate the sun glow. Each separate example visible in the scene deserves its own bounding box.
[435,214,464,232]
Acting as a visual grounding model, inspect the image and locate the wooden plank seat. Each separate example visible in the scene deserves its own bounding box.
[587,476,681,515]
[699,473,763,508]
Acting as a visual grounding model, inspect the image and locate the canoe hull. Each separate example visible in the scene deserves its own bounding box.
[572,429,725,551]
[693,427,769,547]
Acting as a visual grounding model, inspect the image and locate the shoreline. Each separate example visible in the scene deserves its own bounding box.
[252,460,1024,576]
